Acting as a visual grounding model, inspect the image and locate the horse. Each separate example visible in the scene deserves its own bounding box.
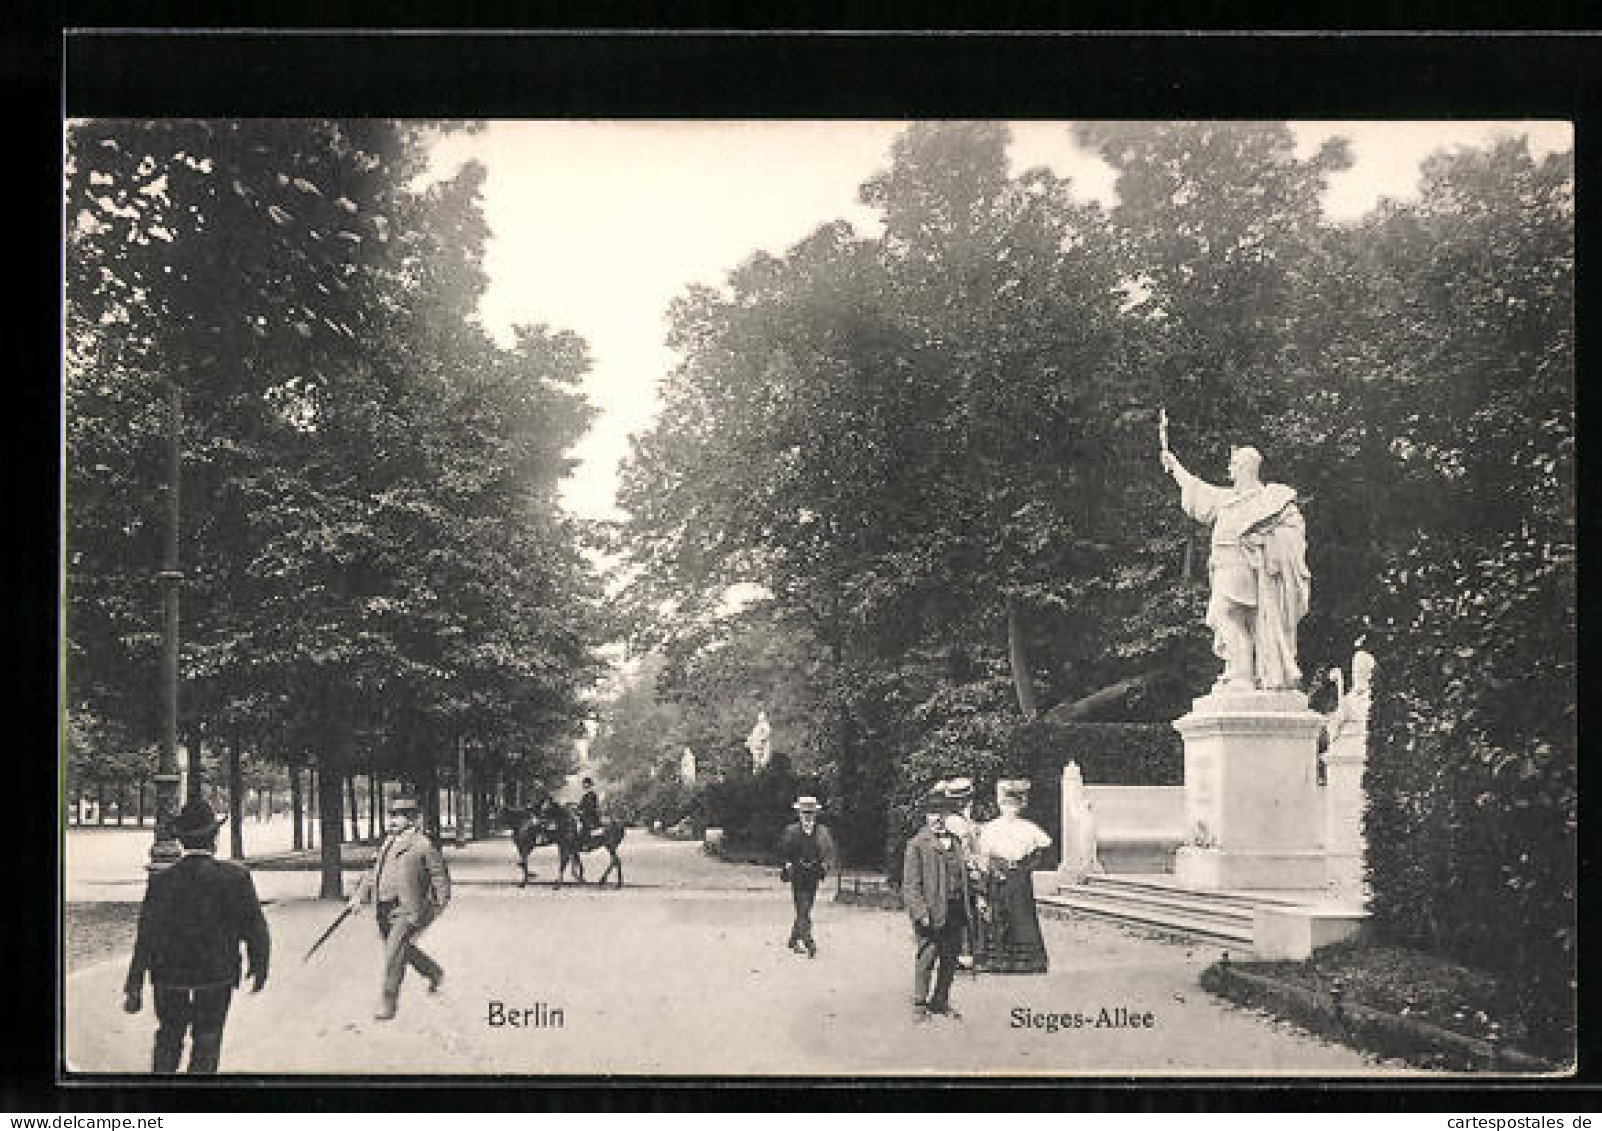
[503,795,627,889]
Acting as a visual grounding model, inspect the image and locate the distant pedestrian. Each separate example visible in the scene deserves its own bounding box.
[122,798,271,1073]
[902,787,972,1023]
[347,794,451,1021]
[777,795,837,957]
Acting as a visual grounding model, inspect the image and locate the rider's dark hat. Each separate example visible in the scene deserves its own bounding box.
[388,794,421,815]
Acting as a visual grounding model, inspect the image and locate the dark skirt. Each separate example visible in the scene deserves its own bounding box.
[975,859,1049,974]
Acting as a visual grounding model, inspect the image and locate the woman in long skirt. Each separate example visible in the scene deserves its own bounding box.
[975,779,1052,974]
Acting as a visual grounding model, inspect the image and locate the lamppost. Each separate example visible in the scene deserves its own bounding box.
[148,379,184,871]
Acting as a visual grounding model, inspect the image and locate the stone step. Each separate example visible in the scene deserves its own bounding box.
[1071,882,1256,928]
[1040,889,1254,947]
[1080,872,1307,911]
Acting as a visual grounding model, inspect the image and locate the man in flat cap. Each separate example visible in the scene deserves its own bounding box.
[777,795,837,958]
[123,797,271,1073]
[347,793,451,1021]
[902,787,974,1022]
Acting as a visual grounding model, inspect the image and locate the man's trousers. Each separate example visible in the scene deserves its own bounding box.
[913,902,967,1010]
[377,900,443,1007]
[788,880,819,947]
[152,984,233,1073]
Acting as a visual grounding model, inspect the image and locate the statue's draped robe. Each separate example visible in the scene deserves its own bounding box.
[1175,470,1311,689]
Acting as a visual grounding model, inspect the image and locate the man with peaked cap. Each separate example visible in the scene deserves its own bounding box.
[777,795,837,957]
[347,793,451,1021]
[123,797,271,1073]
[902,787,974,1022]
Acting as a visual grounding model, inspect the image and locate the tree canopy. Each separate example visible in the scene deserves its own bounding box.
[65,119,604,890]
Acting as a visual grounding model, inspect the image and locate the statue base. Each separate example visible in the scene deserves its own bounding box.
[1171,688,1326,891]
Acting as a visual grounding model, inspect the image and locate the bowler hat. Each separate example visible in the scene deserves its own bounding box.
[792,795,822,813]
[172,798,227,838]
[388,795,421,815]
[922,788,957,814]
[943,776,974,802]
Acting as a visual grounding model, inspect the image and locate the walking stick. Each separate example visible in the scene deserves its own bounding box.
[303,904,357,963]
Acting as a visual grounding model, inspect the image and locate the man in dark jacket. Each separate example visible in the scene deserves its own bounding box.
[902,787,972,1023]
[123,798,271,1073]
[777,795,837,957]
[347,793,451,1020]
[576,777,602,838]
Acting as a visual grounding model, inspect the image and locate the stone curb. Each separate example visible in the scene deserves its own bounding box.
[1201,958,1562,1074]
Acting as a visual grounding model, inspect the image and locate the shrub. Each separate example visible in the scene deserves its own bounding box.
[1365,534,1576,1057]
[701,756,811,854]
[882,703,1180,882]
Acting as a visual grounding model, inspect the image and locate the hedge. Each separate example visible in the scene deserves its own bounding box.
[882,714,1180,883]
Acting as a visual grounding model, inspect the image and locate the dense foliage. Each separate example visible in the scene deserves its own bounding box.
[610,121,1574,1045]
[64,120,604,892]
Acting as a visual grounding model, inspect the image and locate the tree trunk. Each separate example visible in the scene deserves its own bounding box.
[186,729,204,800]
[1006,594,1039,719]
[97,781,106,826]
[306,767,318,850]
[1044,669,1168,723]
[419,753,440,839]
[116,783,125,825]
[454,735,467,846]
[290,767,304,849]
[471,756,489,839]
[346,774,361,843]
[369,769,380,839]
[317,751,346,900]
[227,735,244,860]
[137,781,146,826]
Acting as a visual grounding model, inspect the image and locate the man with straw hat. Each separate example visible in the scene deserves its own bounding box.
[123,797,271,1073]
[777,795,837,957]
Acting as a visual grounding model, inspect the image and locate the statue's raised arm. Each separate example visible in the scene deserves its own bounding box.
[1162,440,1311,693]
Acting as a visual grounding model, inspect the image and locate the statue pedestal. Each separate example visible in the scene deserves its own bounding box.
[1171,689,1327,891]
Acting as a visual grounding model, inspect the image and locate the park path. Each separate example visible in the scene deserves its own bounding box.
[63,834,1412,1077]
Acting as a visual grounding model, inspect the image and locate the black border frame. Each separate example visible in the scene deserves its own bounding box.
[18,18,1602,1112]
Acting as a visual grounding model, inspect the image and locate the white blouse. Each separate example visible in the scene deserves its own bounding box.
[978,814,1053,864]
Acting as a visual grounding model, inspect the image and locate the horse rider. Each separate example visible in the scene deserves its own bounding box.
[346,794,451,1021]
[577,777,602,839]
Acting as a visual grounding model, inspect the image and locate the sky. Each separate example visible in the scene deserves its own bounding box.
[426,120,1572,524]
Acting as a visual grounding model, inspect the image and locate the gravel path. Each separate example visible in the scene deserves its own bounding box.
[64,835,1416,1078]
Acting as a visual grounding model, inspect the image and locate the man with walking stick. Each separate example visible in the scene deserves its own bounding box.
[345,794,451,1021]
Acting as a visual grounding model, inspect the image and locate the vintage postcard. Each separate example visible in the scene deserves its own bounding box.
[59,33,1577,1082]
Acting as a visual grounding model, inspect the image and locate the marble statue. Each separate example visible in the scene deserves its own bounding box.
[1160,439,1311,691]
[680,747,697,786]
[1325,647,1376,744]
[746,710,772,772]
